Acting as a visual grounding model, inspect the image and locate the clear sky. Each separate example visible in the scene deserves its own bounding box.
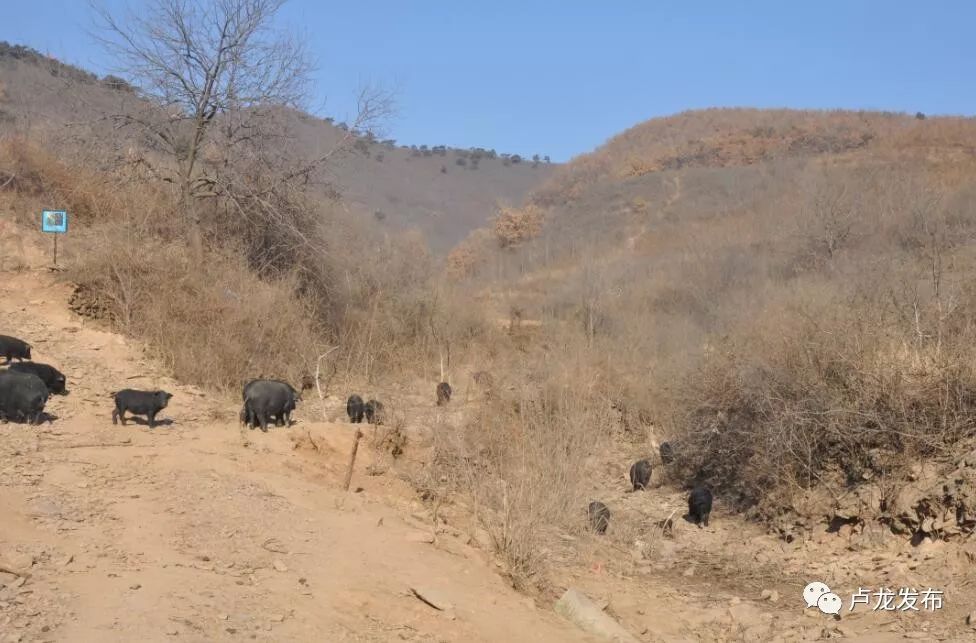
[2,1,974,162]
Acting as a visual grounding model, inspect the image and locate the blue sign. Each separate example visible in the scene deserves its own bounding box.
[41,210,68,234]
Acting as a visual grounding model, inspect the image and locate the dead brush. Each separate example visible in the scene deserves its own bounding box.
[0,136,137,222]
[372,409,408,459]
[666,294,976,521]
[428,366,617,593]
[69,226,320,393]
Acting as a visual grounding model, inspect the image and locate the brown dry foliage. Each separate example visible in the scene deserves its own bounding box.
[0,137,140,223]
[530,108,976,208]
[72,239,320,390]
[491,203,544,249]
[0,136,321,390]
[435,112,976,548]
[429,347,618,592]
[0,135,485,392]
[446,228,492,280]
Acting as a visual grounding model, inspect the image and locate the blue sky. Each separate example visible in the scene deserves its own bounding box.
[2,1,974,161]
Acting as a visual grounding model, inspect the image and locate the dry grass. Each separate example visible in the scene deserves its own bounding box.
[69,234,321,391]
[530,108,976,209]
[427,332,621,592]
[667,292,976,518]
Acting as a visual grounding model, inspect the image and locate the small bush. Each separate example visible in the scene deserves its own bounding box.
[446,228,492,280]
[101,75,135,92]
[492,204,544,249]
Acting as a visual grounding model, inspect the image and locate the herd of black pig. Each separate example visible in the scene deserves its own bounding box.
[2,333,712,531]
[0,333,177,427]
[586,445,714,536]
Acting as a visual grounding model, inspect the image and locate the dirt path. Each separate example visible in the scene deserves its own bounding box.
[3,244,975,642]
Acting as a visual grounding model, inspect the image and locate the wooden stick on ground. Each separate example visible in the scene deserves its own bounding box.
[343,428,364,491]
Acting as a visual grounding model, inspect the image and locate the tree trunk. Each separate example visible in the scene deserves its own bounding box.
[180,180,204,266]
[188,223,204,266]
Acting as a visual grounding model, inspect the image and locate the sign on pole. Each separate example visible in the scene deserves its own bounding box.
[41,209,68,267]
[41,210,68,233]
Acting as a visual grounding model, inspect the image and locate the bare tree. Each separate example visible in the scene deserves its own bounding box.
[91,0,392,263]
[797,170,861,267]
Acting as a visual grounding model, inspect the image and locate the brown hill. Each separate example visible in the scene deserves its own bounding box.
[530,107,976,209]
[0,42,556,253]
[448,107,976,541]
[452,108,976,269]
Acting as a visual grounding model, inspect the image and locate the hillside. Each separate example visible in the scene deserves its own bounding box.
[530,108,976,208]
[0,42,556,253]
[451,107,976,558]
[3,238,974,641]
[454,108,976,283]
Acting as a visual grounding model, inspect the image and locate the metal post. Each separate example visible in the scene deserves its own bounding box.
[53,235,58,267]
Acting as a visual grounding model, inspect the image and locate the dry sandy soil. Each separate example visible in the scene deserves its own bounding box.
[2,233,976,642]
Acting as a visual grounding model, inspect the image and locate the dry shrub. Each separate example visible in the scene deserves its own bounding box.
[491,203,545,249]
[446,228,492,280]
[373,409,408,459]
[473,124,976,540]
[335,239,491,384]
[0,137,134,222]
[668,284,976,519]
[70,227,320,391]
[529,108,944,208]
[431,350,616,592]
